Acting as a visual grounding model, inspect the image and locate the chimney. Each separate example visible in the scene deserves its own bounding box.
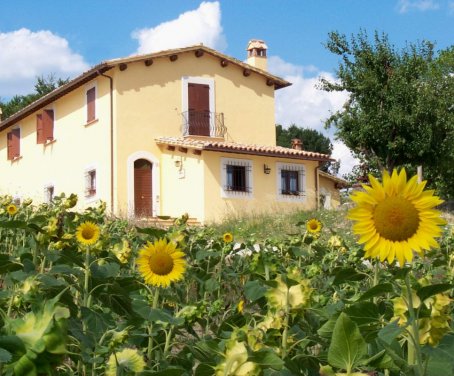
[291,138,303,150]
[246,39,268,71]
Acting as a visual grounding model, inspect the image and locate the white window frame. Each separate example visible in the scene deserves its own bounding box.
[276,162,306,202]
[181,76,215,136]
[84,165,99,203]
[43,183,55,204]
[85,81,97,124]
[220,157,253,199]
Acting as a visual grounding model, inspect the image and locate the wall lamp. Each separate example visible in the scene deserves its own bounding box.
[263,164,271,174]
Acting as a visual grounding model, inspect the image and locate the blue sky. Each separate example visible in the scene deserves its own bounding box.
[1,0,453,174]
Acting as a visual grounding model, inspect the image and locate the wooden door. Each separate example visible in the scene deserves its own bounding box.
[188,83,210,136]
[134,159,153,217]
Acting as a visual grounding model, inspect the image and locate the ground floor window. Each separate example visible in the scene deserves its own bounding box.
[221,158,253,198]
[44,185,55,203]
[85,168,97,197]
[276,162,306,201]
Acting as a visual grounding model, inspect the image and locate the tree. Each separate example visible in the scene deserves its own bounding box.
[276,124,338,173]
[320,30,454,197]
[0,74,69,120]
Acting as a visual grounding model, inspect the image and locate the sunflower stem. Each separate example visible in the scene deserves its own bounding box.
[147,288,160,366]
[281,287,291,359]
[217,246,227,299]
[405,272,424,376]
[83,248,91,308]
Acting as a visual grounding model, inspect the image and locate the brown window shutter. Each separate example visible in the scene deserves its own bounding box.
[36,114,45,144]
[87,87,96,122]
[7,129,20,160]
[42,110,54,141]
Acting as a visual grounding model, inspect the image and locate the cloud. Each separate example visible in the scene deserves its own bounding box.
[132,1,226,54]
[449,1,454,13]
[0,28,89,98]
[397,0,439,13]
[268,56,357,175]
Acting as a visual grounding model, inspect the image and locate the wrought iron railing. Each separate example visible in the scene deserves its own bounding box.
[182,111,227,138]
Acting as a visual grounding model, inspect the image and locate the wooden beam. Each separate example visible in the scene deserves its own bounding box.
[119,63,127,71]
[266,79,274,86]
[195,49,204,58]
[220,59,228,67]
[167,145,175,151]
[243,69,251,77]
[144,59,153,66]
[169,54,178,62]
[178,147,188,153]
[193,149,202,155]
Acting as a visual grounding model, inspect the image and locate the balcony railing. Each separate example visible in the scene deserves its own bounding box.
[182,111,227,138]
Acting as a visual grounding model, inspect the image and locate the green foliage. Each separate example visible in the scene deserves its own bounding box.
[0,74,69,120]
[0,194,452,375]
[321,30,454,197]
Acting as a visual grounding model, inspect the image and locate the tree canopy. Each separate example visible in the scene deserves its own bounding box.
[0,75,68,120]
[320,30,454,197]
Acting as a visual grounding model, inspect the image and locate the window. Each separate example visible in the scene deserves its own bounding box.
[7,128,20,160]
[44,185,55,203]
[85,169,96,197]
[221,158,253,198]
[281,170,299,195]
[86,86,96,123]
[37,109,54,144]
[276,162,305,201]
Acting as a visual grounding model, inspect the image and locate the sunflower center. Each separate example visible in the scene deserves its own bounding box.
[148,253,174,275]
[373,196,420,241]
[82,227,95,240]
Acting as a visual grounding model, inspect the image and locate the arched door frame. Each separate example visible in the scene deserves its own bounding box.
[127,151,160,218]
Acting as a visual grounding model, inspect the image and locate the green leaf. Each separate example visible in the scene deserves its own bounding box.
[244,280,267,302]
[249,348,284,370]
[141,367,186,375]
[317,316,338,339]
[378,321,403,344]
[327,313,367,373]
[344,301,380,326]
[135,226,167,238]
[332,267,366,285]
[196,249,221,261]
[91,262,120,279]
[417,284,453,302]
[0,347,12,362]
[0,254,23,274]
[131,299,183,325]
[358,283,393,301]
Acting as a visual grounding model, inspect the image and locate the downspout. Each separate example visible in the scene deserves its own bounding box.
[315,163,321,210]
[98,71,114,214]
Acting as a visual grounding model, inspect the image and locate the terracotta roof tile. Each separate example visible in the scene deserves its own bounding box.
[155,137,333,162]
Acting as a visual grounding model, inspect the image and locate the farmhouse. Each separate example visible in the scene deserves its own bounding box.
[0,40,342,223]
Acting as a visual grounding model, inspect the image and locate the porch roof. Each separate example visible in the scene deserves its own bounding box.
[155,137,333,162]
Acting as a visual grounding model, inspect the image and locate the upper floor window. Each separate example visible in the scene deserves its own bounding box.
[7,128,20,160]
[85,168,97,197]
[221,158,253,198]
[37,109,54,144]
[276,162,306,201]
[86,86,96,123]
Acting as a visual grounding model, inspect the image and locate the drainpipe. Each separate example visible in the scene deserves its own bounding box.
[98,71,114,214]
[315,163,321,210]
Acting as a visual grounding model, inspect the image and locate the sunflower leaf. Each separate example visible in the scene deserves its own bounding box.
[358,283,394,301]
[328,313,368,373]
[417,284,453,302]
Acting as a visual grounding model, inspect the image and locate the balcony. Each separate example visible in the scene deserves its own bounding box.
[182,111,227,138]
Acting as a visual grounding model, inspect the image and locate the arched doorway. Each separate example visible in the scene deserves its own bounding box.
[134,159,153,217]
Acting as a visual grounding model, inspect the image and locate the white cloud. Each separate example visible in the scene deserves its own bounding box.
[0,28,89,98]
[268,56,358,176]
[397,0,439,13]
[132,1,226,54]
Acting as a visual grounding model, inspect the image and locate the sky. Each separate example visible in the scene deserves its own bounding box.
[1,0,453,176]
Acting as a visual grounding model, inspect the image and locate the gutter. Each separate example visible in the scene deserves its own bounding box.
[97,71,114,214]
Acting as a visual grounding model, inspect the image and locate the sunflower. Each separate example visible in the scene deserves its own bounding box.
[75,221,100,246]
[223,232,234,243]
[306,218,322,234]
[6,204,18,216]
[348,169,446,266]
[136,238,186,288]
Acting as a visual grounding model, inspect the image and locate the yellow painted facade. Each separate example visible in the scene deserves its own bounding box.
[0,44,336,223]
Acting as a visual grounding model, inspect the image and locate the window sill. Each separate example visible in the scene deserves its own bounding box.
[84,118,99,127]
[44,139,57,146]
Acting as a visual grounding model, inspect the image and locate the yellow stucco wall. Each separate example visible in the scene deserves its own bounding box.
[0,79,112,210]
[112,51,276,217]
[319,175,342,209]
